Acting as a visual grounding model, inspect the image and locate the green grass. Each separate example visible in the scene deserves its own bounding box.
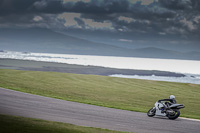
[0,114,129,133]
[0,69,200,119]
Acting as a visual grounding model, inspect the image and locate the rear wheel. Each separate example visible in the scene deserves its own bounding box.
[167,110,180,120]
[147,107,156,117]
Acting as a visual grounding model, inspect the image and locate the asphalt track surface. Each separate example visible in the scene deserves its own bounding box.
[0,88,200,133]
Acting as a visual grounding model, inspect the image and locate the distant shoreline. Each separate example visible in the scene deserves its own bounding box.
[0,58,185,77]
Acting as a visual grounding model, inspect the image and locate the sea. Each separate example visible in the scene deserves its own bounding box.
[1,50,200,84]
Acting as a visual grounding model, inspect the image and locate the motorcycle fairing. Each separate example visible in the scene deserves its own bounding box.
[155,102,166,116]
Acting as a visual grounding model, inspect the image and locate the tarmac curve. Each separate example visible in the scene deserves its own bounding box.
[0,87,199,133]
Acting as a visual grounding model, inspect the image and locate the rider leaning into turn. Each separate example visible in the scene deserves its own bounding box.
[158,95,176,112]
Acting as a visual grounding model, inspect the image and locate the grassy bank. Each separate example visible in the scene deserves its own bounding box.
[0,69,200,119]
[0,114,128,133]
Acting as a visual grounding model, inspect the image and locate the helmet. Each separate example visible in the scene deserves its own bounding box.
[169,95,175,99]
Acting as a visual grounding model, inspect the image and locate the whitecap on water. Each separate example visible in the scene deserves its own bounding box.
[1,50,200,84]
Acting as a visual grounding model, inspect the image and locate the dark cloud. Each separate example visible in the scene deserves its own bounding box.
[66,0,130,14]
[0,0,129,15]
[0,0,68,16]
[191,0,200,11]
[33,0,66,13]
[159,0,200,11]
[1,0,199,15]
[0,0,36,15]
[159,0,193,10]
[74,17,85,29]
[0,0,200,44]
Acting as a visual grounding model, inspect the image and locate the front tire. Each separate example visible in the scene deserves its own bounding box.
[167,110,180,120]
[147,107,156,117]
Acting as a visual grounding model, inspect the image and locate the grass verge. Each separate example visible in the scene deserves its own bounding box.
[0,114,129,133]
[0,69,200,119]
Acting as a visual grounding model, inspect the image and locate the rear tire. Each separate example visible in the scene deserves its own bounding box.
[167,110,180,120]
[147,107,156,117]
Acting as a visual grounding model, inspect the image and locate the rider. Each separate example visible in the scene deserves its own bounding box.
[158,95,176,112]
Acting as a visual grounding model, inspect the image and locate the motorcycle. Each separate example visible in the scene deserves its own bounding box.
[147,101,185,120]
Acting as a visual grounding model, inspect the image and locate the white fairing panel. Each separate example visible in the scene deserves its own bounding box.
[155,102,166,116]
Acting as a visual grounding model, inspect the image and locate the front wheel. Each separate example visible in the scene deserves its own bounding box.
[147,107,156,117]
[167,110,180,120]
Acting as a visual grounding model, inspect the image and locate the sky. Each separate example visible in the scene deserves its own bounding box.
[0,0,200,52]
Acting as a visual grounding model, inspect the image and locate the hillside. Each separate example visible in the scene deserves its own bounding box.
[132,47,187,60]
[0,28,132,56]
[0,28,200,60]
